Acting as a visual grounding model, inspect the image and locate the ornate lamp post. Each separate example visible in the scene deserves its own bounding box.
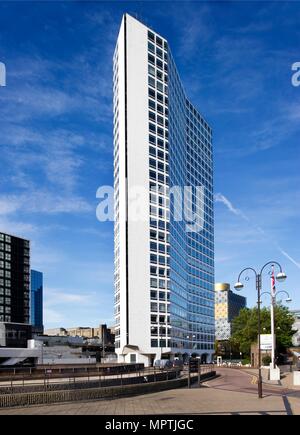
[260,289,292,369]
[234,261,287,398]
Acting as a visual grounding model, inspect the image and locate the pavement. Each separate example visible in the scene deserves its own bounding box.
[0,367,299,415]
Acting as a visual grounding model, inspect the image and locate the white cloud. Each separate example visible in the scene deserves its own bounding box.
[0,191,93,216]
[43,308,65,325]
[215,192,300,271]
[0,216,38,238]
[0,197,20,215]
[45,289,95,307]
[278,249,300,270]
[214,193,249,221]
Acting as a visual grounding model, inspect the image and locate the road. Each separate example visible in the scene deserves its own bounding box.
[0,367,299,415]
[203,368,300,400]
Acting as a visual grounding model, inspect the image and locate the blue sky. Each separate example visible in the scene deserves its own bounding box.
[0,1,299,328]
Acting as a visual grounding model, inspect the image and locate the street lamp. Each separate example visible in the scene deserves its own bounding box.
[260,289,292,369]
[234,261,287,399]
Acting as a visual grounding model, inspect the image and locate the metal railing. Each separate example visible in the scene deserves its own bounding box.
[0,366,181,395]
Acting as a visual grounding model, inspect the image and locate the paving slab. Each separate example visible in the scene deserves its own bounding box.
[0,386,292,415]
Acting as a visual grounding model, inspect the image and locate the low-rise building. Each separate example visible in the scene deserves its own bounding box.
[44,324,115,345]
[215,283,247,341]
[0,322,32,348]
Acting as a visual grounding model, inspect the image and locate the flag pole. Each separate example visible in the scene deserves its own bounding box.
[270,265,276,370]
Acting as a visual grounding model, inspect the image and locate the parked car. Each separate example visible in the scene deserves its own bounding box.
[154,359,173,369]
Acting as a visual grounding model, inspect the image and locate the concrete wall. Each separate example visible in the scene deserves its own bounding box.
[0,371,216,408]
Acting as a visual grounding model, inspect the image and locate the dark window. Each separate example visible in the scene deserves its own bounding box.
[149,88,155,99]
[156,36,163,47]
[148,54,155,64]
[157,104,163,114]
[156,48,163,58]
[148,76,155,88]
[148,31,155,41]
[157,138,164,148]
[157,59,163,70]
[149,99,155,110]
[149,111,156,121]
[149,123,156,133]
[149,134,156,144]
[149,146,156,156]
[148,42,155,53]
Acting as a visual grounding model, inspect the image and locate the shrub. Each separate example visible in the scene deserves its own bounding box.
[262,355,271,366]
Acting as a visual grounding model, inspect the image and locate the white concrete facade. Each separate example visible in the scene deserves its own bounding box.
[114,15,153,365]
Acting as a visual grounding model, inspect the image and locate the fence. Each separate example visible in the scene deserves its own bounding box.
[0,366,180,395]
[0,367,216,408]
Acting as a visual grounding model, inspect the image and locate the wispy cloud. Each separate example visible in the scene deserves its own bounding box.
[278,249,300,270]
[215,193,249,220]
[45,289,96,307]
[43,308,65,325]
[0,192,93,216]
[215,192,300,270]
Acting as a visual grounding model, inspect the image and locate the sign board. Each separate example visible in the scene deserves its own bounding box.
[260,334,273,350]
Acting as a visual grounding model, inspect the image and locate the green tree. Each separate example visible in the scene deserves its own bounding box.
[231,305,295,357]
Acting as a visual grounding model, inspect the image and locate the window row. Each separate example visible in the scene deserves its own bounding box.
[150,279,170,290]
[150,266,169,278]
[148,42,168,62]
[150,290,170,300]
[149,218,170,231]
[148,87,168,105]
[149,170,169,185]
[150,229,169,242]
[149,146,168,162]
[0,270,11,278]
[150,207,169,221]
[0,235,11,242]
[149,110,168,128]
[0,315,11,322]
[151,314,169,324]
[0,306,11,314]
[149,122,168,138]
[150,242,170,254]
[148,65,168,83]
[150,302,169,313]
[149,134,169,151]
[149,99,168,116]
[150,326,169,336]
[148,30,168,52]
[0,297,11,305]
[150,339,169,348]
[148,54,168,73]
[0,261,11,269]
[0,253,11,261]
[149,158,168,173]
[148,76,168,95]
[150,254,170,266]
